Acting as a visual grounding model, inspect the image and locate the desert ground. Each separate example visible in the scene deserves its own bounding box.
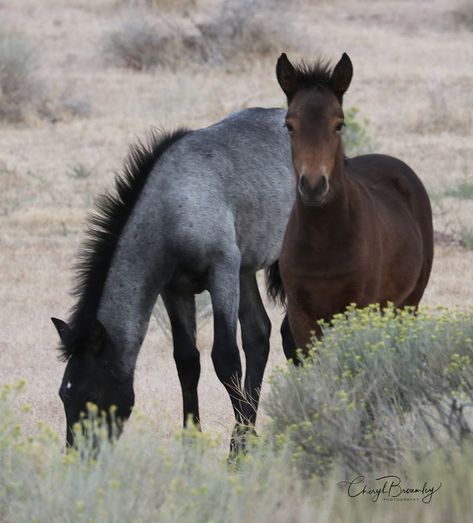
[1,0,473,443]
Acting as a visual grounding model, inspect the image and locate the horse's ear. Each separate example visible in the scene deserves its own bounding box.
[276,53,298,101]
[86,319,108,354]
[51,317,72,345]
[330,53,353,103]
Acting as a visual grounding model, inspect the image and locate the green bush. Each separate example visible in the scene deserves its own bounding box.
[444,179,473,200]
[458,223,473,251]
[266,305,473,478]
[343,106,373,155]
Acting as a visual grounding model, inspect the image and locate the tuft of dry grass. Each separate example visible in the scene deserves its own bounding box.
[118,0,197,12]
[104,0,294,70]
[451,0,473,30]
[0,29,92,123]
[193,0,286,64]
[406,78,472,135]
[0,30,42,122]
[458,223,473,250]
[103,14,191,70]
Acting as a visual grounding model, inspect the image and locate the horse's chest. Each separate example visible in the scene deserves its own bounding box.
[280,238,368,314]
[281,234,359,283]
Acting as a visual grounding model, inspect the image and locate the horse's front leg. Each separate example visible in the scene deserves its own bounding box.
[280,313,300,365]
[161,290,201,428]
[207,248,247,454]
[238,273,271,428]
[287,304,323,352]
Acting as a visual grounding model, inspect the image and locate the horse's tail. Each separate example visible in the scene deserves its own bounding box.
[265,260,286,307]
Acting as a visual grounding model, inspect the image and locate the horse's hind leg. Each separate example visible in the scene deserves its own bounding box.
[399,263,432,310]
[238,273,271,426]
[207,248,247,449]
[399,285,425,311]
[161,290,201,428]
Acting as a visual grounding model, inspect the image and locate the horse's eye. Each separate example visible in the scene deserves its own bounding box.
[335,122,345,133]
[285,122,294,134]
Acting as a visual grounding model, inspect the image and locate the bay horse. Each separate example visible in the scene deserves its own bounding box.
[51,109,296,452]
[271,53,433,351]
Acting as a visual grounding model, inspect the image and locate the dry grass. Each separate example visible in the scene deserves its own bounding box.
[406,77,473,136]
[0,30,42,122]
[104,15,179,70]
[0,28,91,123]
[0,0,472,450]
[104,0,295,70]
[451,0,473,30]
[119,0,196,10]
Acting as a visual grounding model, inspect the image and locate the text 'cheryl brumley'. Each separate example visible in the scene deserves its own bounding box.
[338,475,442,503]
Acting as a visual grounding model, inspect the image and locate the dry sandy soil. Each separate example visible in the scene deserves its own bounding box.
[1,0,472,443]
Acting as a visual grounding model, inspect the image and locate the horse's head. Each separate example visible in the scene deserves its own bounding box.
[276,52,353,206]
[51,317,134,447]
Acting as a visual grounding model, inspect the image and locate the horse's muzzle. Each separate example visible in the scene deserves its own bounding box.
[298,174,329,206]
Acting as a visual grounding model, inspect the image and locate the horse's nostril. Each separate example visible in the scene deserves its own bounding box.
[299,174,328,197]
[300,175,310,192]
[315,175,328,195]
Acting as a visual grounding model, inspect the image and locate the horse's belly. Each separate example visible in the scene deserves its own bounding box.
[237,210,293,270]
[238,235,285,272]
[167,270,208,295]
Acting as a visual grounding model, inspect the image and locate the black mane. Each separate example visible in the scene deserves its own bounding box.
[59,128,190,360]
[292,59,333,91]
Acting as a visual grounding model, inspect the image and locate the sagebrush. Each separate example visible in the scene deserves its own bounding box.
[1,378,473,522]
[343,106,373,155]
[104,0,295,70]
[266,305,473,478]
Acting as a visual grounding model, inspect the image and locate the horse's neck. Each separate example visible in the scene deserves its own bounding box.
[97,228,169,376]
[294,162,354,248]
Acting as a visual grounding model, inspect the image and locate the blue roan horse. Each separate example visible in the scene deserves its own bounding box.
[52,108,296,451]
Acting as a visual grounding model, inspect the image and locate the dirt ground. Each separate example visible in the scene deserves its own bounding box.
[1,0,472,442]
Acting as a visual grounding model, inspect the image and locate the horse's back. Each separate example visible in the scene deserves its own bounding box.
[348,153,425,196]
[347,154,431,223]
[139,108,295,283]
[347,153,433,298]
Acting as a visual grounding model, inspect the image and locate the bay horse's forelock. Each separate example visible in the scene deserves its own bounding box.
[276,53,434,352]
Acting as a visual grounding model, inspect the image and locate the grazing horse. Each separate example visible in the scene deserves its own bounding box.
[270,53,433,351]
[51,109,296,451]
